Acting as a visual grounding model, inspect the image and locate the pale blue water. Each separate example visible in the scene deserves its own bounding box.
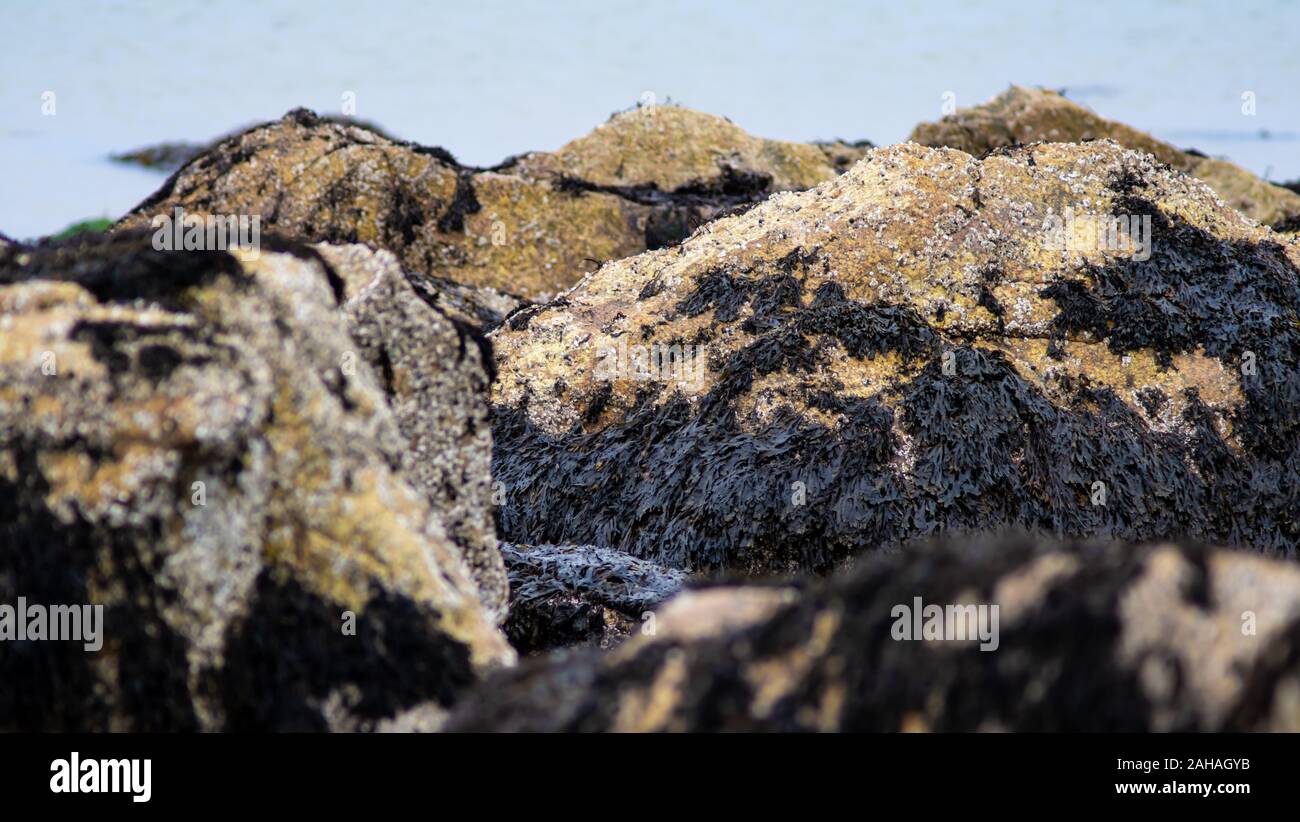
[2,0,1298,239]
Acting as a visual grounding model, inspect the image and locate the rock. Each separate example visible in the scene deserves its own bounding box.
[446,537,1300,732]
[491,140,1300,572]
[322,243,508,620]
[815,139,875,175]
[403,275,527,333]
[910,85,1300,229]
[511,105,847,194]
[501,543,687,653]
[110,115,406,173]
[110,142,207,173]
[115,107,861,302]
[0,233,513,731]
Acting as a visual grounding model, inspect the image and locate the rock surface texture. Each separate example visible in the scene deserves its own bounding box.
[910,86,1300,230]
[114,107,858,301]
[491,140,1300,573]
[448,537,1300,732]
[502,543,686,653]
[0,235,513,731]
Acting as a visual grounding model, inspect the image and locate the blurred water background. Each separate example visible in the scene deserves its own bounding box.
[2,0,1297,238]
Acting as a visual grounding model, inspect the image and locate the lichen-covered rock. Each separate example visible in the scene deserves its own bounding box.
[501,543,686,653]
[511,105,846,194]
[910,85,1300,229]
[114,107,862,302]
[323,243,508,620]
[111,108,648,301]
[0,234,513,731]
[491,140,1300,572]
[446,537,1300,732]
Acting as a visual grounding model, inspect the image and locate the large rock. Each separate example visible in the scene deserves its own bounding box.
[114,107,859,301]
[491,140,1300,572]
[510,105,847,194]
[0,234,513,731]
[910,85,1300,230]
[323,243,508,620]
[447,537,1300,732]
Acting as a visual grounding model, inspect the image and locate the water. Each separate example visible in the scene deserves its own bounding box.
[2,0,1298,239]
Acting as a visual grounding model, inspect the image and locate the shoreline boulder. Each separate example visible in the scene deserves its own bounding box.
[447,537,1300,732]
[490,140,1300,572]
[910,85,1300,230]
[113,107,866,301]
[0,234,513,731]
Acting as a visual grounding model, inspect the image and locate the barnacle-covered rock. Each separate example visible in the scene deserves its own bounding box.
[447,537,1300,732]
[501,543,687,653]
[112,108,648,301]
[910,85,1300,229]
[511,105,846,193]
[323,243,508,620]
[114,107,861,302]
[491,140,1300,572]
[0,234,513,731]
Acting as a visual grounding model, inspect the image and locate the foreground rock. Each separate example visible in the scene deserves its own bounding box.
[324,243,509,620]
[114,107,858,301]
[911,85,1300,230]
[491,140,1300,572]
[0,235,513,731]
[501,543,686,653]
[448,537,1300,731]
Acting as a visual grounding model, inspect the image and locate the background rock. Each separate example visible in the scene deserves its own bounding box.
[447,537,1300,732]
[491,140,1300,572]
[501,543,686,653]
[910,85,1300,230]
[0,234,513,731]
[114,107,864,302]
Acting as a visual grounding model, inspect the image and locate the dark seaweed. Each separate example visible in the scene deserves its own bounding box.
[495,206,1300,569]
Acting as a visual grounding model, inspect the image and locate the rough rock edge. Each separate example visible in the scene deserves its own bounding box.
[501,543,687,652]
[447,536,1300,732]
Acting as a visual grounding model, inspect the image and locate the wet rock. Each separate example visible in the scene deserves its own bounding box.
[0,234,513,731]
[491,140,1300,572]
[446,537,1300,732]
[115,107,859,301]
[911,85,1300,229]
[501,543,687,653]
[323,243,508,620]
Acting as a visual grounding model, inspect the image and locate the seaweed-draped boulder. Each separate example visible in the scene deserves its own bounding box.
[0,235,513,731]
[491,140,1300,572]
[448,537,1300,732]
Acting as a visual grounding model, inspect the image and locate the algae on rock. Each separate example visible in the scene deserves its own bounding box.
[0,234,513,731]
[491,140,1300,573]
[910,85,1300,230]
[448,537,1300,732]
